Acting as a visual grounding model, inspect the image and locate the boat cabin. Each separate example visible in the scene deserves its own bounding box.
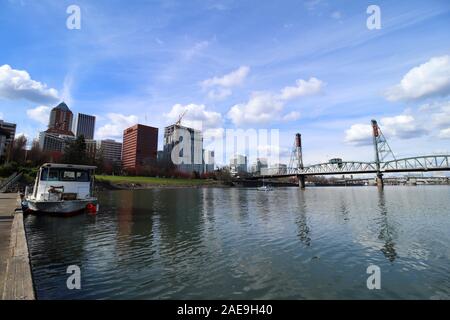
[31,163,96,201]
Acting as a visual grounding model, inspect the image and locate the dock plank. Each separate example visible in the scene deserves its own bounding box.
[0,194,35,300]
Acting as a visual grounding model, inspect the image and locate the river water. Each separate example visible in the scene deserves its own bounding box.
[24,186,450,299]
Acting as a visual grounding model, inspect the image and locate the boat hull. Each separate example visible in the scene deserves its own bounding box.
[26,198,97,214]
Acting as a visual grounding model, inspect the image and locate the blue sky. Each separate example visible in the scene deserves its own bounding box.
[1,0,450,165]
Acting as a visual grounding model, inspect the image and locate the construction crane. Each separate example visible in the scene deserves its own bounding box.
[175,109,188,126]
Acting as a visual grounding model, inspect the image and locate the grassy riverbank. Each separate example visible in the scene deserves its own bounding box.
[95,175,227,189]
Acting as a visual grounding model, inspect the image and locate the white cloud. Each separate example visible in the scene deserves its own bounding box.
[228,92,284,126]
[345,114,428,145]
[26,105,51,125]
[280,77,324,100]
[438,128,450,139]
[344,123,373,146]
[227,77,323,126]
[202,66,250,101]
[381,115,427,139]
[385,55,450,101]
[202,66,250,88]
[164,103,222,130]
[0,112,3,119]
[282,111,301,121]
[96,113,139,140]
[0,64,59,103]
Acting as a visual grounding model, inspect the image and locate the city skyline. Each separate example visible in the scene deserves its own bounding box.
[1,0,450,166]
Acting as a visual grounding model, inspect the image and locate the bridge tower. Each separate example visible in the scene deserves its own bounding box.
[371,120,395,188]
[290,133,306,189]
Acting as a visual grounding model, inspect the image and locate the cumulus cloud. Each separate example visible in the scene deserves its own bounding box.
[381,115,428,139]
[202,66,250,88]
[0,64,59,104]
[26,105,51,125]
[385,55,450,101]
[280,77,324,100]
[228,92,284,126]
[345,115,428,145]
[96,113,139,140]
[164,103,222,131]
[227,77,323,125]
[344,124,373,146]
[202,66,250,101]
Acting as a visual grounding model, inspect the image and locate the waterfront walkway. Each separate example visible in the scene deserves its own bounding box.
[0,193,34,300]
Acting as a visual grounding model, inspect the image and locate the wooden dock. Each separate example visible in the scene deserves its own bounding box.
[0,193,35,300]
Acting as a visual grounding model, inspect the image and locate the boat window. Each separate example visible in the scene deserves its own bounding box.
[76,171,90,182]
[40,168,60,181]
[39,168,91,182]
[61,170,76,181]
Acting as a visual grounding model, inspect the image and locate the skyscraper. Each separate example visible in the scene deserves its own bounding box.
[163,124,204,174]
[47,102,74,136]
[122,124,158,171]
[74,113,96,140]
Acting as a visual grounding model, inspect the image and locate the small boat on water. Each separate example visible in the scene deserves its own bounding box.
[257,178,273,191]
[24,163,98,215]
[257,185,274,191]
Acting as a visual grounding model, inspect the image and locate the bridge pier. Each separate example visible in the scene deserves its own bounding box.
[298,175,306,189]
[376,173,384,189]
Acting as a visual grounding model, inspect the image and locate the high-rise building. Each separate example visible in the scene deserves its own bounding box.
[74,113,95,140]
[97,139,122,163]
[47,102,74,136]
[261,163,287,175]
[39,131,75,153]
[230,154,248,176]
[251,158,268,175]
[204,150,215,173]
[163,124,204,174]
[0,120,16,161]
[122,124,158,171]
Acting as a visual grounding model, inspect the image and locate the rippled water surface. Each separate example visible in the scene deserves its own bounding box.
[25,186,450,299]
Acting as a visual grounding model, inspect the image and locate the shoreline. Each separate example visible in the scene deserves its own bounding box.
[95,179,233,191]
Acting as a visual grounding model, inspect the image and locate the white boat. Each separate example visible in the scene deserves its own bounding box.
[25,163,98,215]
[258,178,273,191]
[257,185,273,191]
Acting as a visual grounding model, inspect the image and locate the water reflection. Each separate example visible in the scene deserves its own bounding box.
[24,187,450,299]
[295,191,311,247]
[376,189,397,262]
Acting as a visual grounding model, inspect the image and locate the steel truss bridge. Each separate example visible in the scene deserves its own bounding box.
[250,120,450,187]
[258,155,450,178]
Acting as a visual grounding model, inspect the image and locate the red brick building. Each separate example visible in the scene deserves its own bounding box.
[122,124,158,172]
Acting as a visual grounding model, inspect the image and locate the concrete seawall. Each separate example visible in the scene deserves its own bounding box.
[0,193,35,300]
